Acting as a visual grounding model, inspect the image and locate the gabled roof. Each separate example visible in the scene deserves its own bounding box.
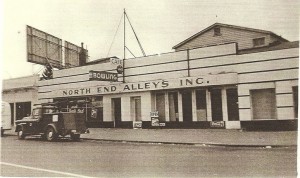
[172,23,289,49]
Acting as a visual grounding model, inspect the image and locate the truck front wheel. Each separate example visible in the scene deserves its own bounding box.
[70,133,80,141]
[17,128,25,140]
[46,127,57,141]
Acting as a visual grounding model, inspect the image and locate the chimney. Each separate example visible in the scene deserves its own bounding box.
[79,42,86,66]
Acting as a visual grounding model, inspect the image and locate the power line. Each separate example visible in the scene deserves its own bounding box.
[106,13,124,58]
[125,11,146,57]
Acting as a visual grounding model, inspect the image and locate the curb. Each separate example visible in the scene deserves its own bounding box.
[81,138,297,148]
[3,133,296,148]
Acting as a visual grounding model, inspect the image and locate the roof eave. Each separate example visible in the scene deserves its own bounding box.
[172,23,289,49]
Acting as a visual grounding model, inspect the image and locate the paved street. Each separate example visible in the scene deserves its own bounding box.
[1,135,297,177]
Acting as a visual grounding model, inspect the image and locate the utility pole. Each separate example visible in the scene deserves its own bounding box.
[123,8,126,83]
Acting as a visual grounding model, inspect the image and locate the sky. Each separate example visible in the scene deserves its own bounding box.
[1,0,299,79]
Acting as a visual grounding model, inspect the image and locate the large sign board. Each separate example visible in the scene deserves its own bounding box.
[27,25,62,69]
[64,41,88,68]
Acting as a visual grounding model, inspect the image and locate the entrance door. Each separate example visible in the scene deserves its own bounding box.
[132,97,141,121]
[112,98,122,128]
[211,89,223,121]
[182,91,193,122]
[226,88,239,121]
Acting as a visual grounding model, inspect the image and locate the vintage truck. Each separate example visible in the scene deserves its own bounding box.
[15,104,89,141]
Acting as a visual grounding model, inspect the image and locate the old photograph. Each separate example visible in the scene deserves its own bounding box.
[1,0,299,177]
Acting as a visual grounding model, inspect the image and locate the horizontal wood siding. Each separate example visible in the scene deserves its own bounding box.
[37,43,298,101]
[238,69,298,84]
[176,27,271,51]
[125,51,187,68]
[189,48,298,69]
[125,71,188,82]
[125,61,188,77]
[190,57,298,76]
[53,62,120,78]
[189,43,236,59]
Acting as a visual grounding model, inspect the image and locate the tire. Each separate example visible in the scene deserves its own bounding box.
[46,127,57,141]
[70,133,80,141]
[17,128,25,140]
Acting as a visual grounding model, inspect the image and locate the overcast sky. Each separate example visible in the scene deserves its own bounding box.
[1,0,299,79]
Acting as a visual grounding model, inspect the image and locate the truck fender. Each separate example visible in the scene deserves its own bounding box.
[45,124,58,134]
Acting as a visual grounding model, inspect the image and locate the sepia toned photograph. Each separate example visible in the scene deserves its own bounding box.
[1,0,299,177]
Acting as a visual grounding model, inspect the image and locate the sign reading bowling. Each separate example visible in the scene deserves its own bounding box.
[89,70,118,82]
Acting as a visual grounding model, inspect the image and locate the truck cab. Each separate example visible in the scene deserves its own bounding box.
[15,104,88,141]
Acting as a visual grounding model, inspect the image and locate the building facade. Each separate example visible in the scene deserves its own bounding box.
[2,75,39,125]
[3,24,298,130]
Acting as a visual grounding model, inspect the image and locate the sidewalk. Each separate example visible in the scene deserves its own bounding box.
[82,128,297,147]
[5,127,297,147]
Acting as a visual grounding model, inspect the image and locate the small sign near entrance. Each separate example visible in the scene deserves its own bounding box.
[151,117,160,127]
[133,121,142,128]
[210,121,225,128]
[89,70,118,82]
[150,111,159,118]
[151,111,160,127]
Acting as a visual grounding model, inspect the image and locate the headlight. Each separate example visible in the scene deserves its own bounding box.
[52,115,58,122]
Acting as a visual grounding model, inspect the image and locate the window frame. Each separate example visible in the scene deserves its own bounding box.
[253,37,266,47]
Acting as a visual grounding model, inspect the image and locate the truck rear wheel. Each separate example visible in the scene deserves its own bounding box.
[46,127,57,141]
[70,133,80,141]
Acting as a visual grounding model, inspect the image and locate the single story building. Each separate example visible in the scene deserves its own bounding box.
[3,23,298,130]
[2,75,39,125]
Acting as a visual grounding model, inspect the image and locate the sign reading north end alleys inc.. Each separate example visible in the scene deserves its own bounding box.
[52,73,237,97]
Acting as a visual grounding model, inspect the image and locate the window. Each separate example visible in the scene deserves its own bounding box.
[251,89,277,120]
[90,96,103,122]
[214,27,221,36]
[253,37,265,47]
[156,93,166,122]
[196,90,207,121]
[16,102,31,120]
[293,86,298,118]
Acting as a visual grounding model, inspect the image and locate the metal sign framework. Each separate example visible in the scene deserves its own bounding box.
[27,25,63,69]
[27,25,88,70]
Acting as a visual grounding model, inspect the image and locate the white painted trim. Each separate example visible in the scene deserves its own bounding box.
[222,88,228,121]
[206,90,212,121]
[192,90,198,122]
[178,92,183,122]
[165,92,170,122]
